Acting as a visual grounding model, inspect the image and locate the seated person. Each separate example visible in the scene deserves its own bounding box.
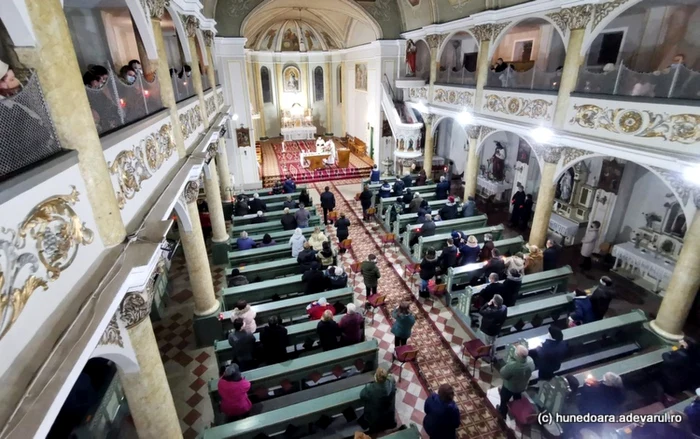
[234,196,249,216]
[258,233,276,247]
[283,195,298,209]
[462,196,476,217]
[217,363,252,421]
[439,196,458,220]
[327,265,348,289]
[661,336,700,395]
[306,297,335,320]
[271,180,284,195]
[569,289,595,325]
[297,242,318,273]
[251,210,267,224]
[248,193,267,213]
[577,372,625,416]
[483,248,506,280]
[236,231,256,250]
[227,268,248,287]
[529,326,568,381]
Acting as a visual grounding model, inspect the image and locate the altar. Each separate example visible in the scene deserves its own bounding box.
[548,213,588,246]
[611,242,676,294]
[299,137,337,171]
[477,176,511,202]
[281,126,316,141]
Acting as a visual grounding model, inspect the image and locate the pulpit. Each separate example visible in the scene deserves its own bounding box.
[337,148,350,168]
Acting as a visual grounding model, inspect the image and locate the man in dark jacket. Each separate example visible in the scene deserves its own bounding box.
[280,208,297,230]
[439,196,458,220]
[251,211,267,224]
[479,233,495,261]
[529,326,569,381]
[479,294,507,352]
[421,214,437,237]
[227,268,249,287]
[283,195,298,209]
[439,238,459,273]
[360,254,381,297]
[234,196,249,216]
[419,249,439,298]
[320,186,336,225]
[462,196,476,217]
[480,273,505,305]
[297,243,317,273]
[543,239,559,271]
[248,193,267,213]
[501,268,522,307]
[408,192,423,213]
[302,262,327,295]
[393,178,405,196]
[436,176,450,200]
[359,184,373,220]
[402,188,413,205]
[590,276,614,320]
[510,183,526,227]
[283,176,296,193]
[402,173,413,189]
[483,248,506,280]
[660,337,700,395]
[316,311,341,351]
[259,316,288,364]
[228,318,256,371]
[335,212,351,243]
[424,384,461,439]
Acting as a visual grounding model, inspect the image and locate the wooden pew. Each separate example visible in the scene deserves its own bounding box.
[227,243,292,266]
[415,224,505,260]
[615,397,694,437]
[225,258,299,282]
[228,227,315,250]
[230,215,321,236]
[239,185,306,197]
[432,236,526,265]
[573,346,672,384]
[219,288,354,336]
[362,174,419,187]
[221,274,310,307]
[399,215,488,248]
[371,183,438,207]
[378,193,440,218]
[232,206,318,226]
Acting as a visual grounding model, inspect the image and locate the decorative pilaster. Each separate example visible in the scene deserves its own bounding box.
[184,15,209,128]
[325,61,333,135]
[464,125,481,199]
[425,34,443,101]
[529,146,562,247]
[16,0,126,246]
[422,113,435,179]
[650,195,700,340]
[178,180,219,316]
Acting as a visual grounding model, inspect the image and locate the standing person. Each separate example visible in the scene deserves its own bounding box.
[484,249,507,280]
[298,188,311,207]
[283,175,297,193]
[439,196,459,220]
[510,184,525,227]
[408,192,423,213]
[302,262,327,294]
[295,204,311,228]
[520,194,533,229]
[524,245,544,274]
[458,235,481,265]
[462,196,476,217]
[335,212,351,244]
[359,368,397,434]
[661,337,700,395]
[248,193,267,213]
[259,316,288,365]
[379,180,392,199]
[439,238,459,273]
[590,276,615,320]
[320,186,336,225]
[436,176,450,200]
[280,207,297,230]
[339,303,364,346]
[231,299,257,334]
[316,241,337,268]
[479,233,495,261]
[359,184,373,221]
[289,228,307,258]
[419,248,439,298]
[543,239,559,271]
[316,310,341,351]
[402,172,413,189]
[480,273,505,305]
[217,364,252,421]
[370,164,380,182]
[424,384,461,439]
[498,345,535,418]
[502,269,522,306]
[361,254,381,297]
[529,326,569,381]
[393,177,405,196]
[569,289,596,325]
[504,252,526,276]
[271,180,284,194]
[227,318,256,371]
[580,221,601,271]
[416,168,428,186]
[234,195,249,216]
[479,295,507,354]
[402,188,413,205]
[684,389,700,436]
[391,302,416,347]
[308,226,328,251]
[297,242,317,273]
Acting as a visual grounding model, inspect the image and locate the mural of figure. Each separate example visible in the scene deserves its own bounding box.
[559,171,573,202]
[406,39,417,76]
[282,29,300,51]
[288,73,298,90]
[304,30,315,50]
[489,141,506,181]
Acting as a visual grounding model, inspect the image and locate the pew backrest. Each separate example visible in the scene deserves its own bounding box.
[415,224,505,259]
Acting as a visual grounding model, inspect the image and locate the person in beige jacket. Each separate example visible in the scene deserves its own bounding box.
[308,226,329,251]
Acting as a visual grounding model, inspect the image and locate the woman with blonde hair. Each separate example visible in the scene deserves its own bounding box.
[458,234,481,265]
[308,225,328,251]
[316,309,340,351]
[359,367,397,433]
[525,244,544,274]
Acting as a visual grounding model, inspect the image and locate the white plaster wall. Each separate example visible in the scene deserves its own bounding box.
[435,118,468,174]
[618,167,673,242]
[65,8,112,72]
[308,62,328,133]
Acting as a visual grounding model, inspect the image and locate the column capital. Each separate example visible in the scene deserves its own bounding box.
[183,180,199,203]
[421,113,435,125]
[533,144,562,164]
[183,15,200,38]
[469,22,512,44]
[546,4,593,32]
[203,30,214,47]
[466,125,481,139]
[425,34,445,50]
[145,0,170,19]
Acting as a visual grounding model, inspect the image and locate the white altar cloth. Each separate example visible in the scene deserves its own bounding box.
[548,213,581,237]
[281,126,316,141]
[612,242,676,292]
[477,176,510,198]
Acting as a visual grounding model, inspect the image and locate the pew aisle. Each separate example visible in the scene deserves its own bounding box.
[322,182,508,439]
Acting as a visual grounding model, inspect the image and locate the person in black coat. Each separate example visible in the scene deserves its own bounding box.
[251,211,267,224]
[259,316,289,364]
[479,295,507,350]
[283,195,298,209]
[436,176,450,200]
[234,196,249,216]
[501,269,522,307]
[298,188,311,207]
[480,273,505,305]
[280,208,297,231]
[510,184,525,227]
[529,326,569,381]
[419,249,439,298]
[297,243,317,273]
[483,249,506,280]
[410,215,436,247]
[519,194,533,229]
[335,212,351,244]
[660,336,700,395]
[320,186,336,225]
[590,276,615,320]
[402,173,413,189]
[439,196,458,221]
[543,239,559,271]
[248,193,267,213]
[402,188,413,205]
[317,310,341,351]
[439,239,459,273]
[359,184,373,220]
[302,262,328,295]
[393,178,405,196]
[577,372,625,416]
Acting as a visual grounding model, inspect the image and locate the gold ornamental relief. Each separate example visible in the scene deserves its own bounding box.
[484,94,553,120]
[0,187,94,339]
[570,104,700,144]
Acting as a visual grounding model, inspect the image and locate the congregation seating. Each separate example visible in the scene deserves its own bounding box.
[225,258,299,282]
[369,183,437,207]
[228,227,315,250]
[239,185,306,197]
[221,275,349,308]
[377,193,440,218]
[429,236,526,266]
[227,243,293,265]
[399,215,488,247]
[413,224,504,259]
[230,215,321,236]
[361,174,420,187]
[232,206,318,226]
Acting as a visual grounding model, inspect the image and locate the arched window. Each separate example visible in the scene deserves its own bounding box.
[337,65,342,104]
[314,66,324,101]
[260,66,272,103]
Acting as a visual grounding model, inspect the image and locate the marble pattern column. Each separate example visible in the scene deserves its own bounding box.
[422,113,435,179]
[529,147,561,247]
[204,154,228,243]
[17,0,126,246]
[470,24,494,110]
[184,16,209,128]
[216,136,232,201]
[464,126,481,199]
[650,200,700,340]
[177,181,219,316]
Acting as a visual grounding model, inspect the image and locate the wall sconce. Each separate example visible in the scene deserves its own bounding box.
[513,162,524,173]
[596,193,608,205]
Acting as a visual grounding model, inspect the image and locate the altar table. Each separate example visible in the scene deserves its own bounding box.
[300,152,331,171]
[611,242,676,293]
[281,126,316,141]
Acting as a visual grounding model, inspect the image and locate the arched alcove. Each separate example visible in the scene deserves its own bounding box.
[437,31,478,85]
[414,39,431,81]
[433,117,468,177]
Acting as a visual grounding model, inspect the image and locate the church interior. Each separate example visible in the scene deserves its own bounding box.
[1,0,700,438]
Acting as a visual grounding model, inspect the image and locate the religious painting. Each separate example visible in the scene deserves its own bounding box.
[282,66,301,93]
[355,63,367,91]
[405,40,417,77]
[556,167,575,203]
[516,138,530,164]
[304,29,317,51]
[598,159,624,194]
[487,141,506,182]
[264,29,276,50]
[322,31,337,50]
[236,126,250,147]
[281,28,300,52]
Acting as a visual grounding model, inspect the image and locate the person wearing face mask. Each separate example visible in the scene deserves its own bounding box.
[179,65,192,79]
[119,66,137,85]
[128,60,143,75]
[0,61,23,99]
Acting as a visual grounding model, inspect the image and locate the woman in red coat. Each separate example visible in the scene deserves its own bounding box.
[217,363,252,421]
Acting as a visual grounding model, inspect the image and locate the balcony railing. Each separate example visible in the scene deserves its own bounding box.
[0,71,62,179]
[486,67,561,92]
[172,75,197,103]
[86,68,164,136]
[437,68,476,86]
[576,63,700,100]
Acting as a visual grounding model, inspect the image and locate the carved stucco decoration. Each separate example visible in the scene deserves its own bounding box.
[570,104,700,144]
[479,126,496,141]
[183,15,200,38]
[99,315,124,347]
[532,144,562,164]
[592,0,632,29]
[205,94,217,116]
[433,87,473,108]
[0,187,94,339]
[203,30,214,47]
[108,124,176,209]
[421,113,435,125]
[408,87,428,100]
[470,24,493,44]
[216,91,224,108]
[650,166,692,206]
[362,0,394,23]
[490,22,512,44]
[179,105,204,140]
[144,0,169,19]
[561,147,596,166]
[466,125,482,140]
[119,259,165,329]
[184,181,200,203]
[425,34,447,50]
[206,142,219,161]
[546,4,593,33]
[484,94,553,120]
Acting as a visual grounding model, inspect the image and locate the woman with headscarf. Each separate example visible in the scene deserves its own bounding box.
[289,228,306,258]
[217,363,252,421]
[327,265,348,289]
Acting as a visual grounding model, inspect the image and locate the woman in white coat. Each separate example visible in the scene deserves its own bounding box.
[289,228,306,258]
[580,221,601,271]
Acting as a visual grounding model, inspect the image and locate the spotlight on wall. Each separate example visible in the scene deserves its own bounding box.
[232,113,239,121]
[531,126,553,144]
[457,111,473,126]
[683,164,700,185]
